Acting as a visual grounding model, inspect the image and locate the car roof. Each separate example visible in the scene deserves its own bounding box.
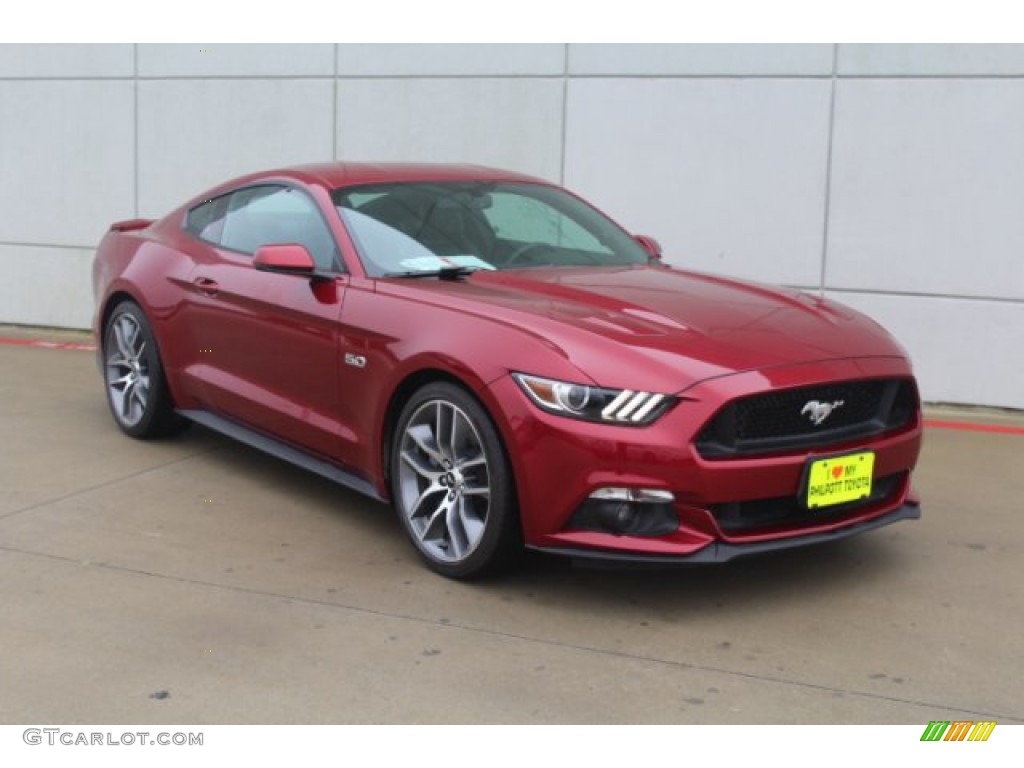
[218,162,552,192]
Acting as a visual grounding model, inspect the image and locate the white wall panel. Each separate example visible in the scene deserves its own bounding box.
[337,44,564,76]
[0,245,94,329]
[0,42,1020,410]
[336,79,563,181]
[0,81,134,246]
[137,79,334,216]
[838,44,1024,76]
[0,44,132,78]
[564,78,831,287]
[138,44,334,77]
[569,44,833,76]
[827,80,1024,301]
[826,291,1024,409]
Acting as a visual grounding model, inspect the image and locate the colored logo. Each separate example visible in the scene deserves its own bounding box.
[920,720,996,741]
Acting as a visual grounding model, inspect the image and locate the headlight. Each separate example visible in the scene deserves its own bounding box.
[512,373,674,425]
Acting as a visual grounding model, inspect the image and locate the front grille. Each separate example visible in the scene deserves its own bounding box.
[696,378,918,458]
[712,473,904,533]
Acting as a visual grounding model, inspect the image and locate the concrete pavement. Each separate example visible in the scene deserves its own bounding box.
[1,327,1021,724]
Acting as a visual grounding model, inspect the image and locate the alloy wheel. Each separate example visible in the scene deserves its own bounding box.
[105,312,150,428]
[396,399,492,563]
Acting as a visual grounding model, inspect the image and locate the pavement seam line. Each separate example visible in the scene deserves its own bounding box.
[0,447,223,523]
[0,544,1017,723]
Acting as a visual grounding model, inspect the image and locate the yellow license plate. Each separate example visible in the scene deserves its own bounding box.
[806,452,875,509]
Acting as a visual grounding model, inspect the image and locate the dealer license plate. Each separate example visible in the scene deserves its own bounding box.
[805,451,875,509]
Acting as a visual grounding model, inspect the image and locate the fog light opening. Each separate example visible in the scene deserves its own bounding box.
[569,487,678,537]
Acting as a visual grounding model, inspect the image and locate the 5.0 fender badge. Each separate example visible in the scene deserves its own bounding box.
[344,353,367,369]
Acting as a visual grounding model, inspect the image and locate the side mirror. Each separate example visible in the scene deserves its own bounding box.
[253,243,316,274]
[634,234,662,260]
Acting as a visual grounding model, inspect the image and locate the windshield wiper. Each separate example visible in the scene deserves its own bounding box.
[382,266,481,281]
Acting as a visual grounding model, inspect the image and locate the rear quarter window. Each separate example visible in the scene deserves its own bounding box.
[185,195,230,243]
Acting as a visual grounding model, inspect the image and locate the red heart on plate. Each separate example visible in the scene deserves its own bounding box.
[832,465,844,479]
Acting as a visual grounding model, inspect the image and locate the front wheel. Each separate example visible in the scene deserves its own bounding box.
[390,382,521,579]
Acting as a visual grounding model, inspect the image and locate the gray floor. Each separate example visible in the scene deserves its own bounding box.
[1,328,1021,724]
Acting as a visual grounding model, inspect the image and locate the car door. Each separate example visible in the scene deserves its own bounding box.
[180,184,349,461]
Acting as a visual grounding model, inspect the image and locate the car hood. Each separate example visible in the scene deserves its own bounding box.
[397,265,908,392]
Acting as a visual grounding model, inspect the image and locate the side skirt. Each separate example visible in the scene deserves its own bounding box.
[177,409,386,502]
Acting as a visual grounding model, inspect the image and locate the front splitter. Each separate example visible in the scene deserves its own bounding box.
[529,502,921,567]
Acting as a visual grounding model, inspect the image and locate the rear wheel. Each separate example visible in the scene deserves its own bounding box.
[390,382,521,579]
[103,301,186,438]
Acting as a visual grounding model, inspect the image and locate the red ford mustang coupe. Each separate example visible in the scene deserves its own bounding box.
[92,163,922,578]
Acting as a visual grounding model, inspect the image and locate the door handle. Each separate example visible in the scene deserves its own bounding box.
[192,277,220,297]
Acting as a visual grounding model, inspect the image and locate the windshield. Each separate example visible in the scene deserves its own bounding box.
[332,181,651,277]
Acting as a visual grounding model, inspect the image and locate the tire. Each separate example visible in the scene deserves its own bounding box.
[102,300,187,439]
[390,381,522,579]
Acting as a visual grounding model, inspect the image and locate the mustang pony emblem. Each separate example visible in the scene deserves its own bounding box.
[801,399,844,426]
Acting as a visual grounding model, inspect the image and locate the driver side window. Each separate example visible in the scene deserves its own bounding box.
[216,185,340,270]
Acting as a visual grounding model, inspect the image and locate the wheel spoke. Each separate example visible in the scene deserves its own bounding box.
[418,503,448,543]
[446,502,468,558]
[131,379,148,409]
[114,317,134,359]
[408,481,444,518]
[462,486,489,497]
[400,448,441,480]
[457,497,486,548]
[434,402,456,463]
[121,381,135,419]
[108,387,125,417]
[126,317,141,354]
[457,454,486,470]
[449,404,462,459]
[407,424,445,467]
[109,372,134,390]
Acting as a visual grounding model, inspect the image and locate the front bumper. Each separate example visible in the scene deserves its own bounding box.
[530,500,921,565]
[486,355,923,560]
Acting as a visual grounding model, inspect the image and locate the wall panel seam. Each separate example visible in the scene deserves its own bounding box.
[818,43,839,296]
[332,44,339,161]
[824,288,1024,305]
[133,43,139,218]
[559,44,569,185]
[0,242,94,251]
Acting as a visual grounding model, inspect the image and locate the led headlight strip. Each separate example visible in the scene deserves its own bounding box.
[512,373,673,425]
[601,390,666,422]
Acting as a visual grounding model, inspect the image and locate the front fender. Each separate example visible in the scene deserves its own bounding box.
[340,282,593,497]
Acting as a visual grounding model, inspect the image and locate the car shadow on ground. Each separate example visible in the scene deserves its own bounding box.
[182,421,910,622]
[514,537,902,615]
